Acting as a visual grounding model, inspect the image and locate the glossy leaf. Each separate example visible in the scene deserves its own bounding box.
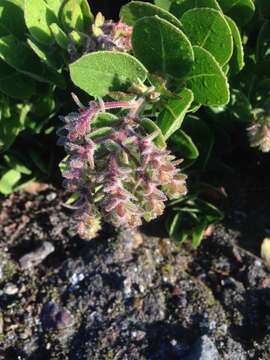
[120,1,182,28]
[157,88,194,139]
[170,0,221,19]
[225,16,244,74]
[217,0,255,26]
[181,8,233,66]
[186,46,229,106]
[70,51,148,97]
[132,16,194,78]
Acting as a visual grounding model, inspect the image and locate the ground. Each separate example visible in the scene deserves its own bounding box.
[0,171,270,359]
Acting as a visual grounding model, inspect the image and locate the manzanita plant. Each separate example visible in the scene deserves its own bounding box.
[1,0,268,247]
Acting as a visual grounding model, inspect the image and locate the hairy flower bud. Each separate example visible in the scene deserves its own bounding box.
[58,96,187,239]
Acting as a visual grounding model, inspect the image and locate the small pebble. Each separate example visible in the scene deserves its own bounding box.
[41,301,74,330]
[19,241,55,270]
[3,283,18,295]
[0,312,3,334]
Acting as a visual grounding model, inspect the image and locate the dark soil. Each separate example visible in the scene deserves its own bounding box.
[0,172,270,359]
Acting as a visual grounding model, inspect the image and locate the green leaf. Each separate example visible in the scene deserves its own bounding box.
[0,169,21,195]
[3,154,31,175]
[225,16,244,74]
[198,199,223,223]
[0,103,30,152]
[45,0,63,18]
[132,16,194,78]
[0,35,42,77]
[0,35,65,87]
[182,115,214,168]
[170,0,221,19]
[80,0,94,28]
[92,113,120,129]
[24,0,57,45]
[217,0,255,26]
[120,1,182,28]
[50,23,69,49]
[154,0,172,11]
[0,0,27,39]
[60,0,88,32]
[0,59,36,99]
[167,212,188,243]
[186,46,229,106]
[181,8,233,66]
[70,51,148,97]
[170,129,199,159]
[192,219,207,248]
[90,126,113,140]
[27,38,63,69]
[65,192,80,205]
[141,118,167,149]
[157,88,193,139]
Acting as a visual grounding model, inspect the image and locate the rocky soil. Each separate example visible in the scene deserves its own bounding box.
[0,182,270,360]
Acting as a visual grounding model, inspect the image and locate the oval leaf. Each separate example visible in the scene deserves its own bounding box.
[157,88,194,139]
[27,38,63,69]
[0,35,43,76]
[24,0,56,45]
[225,16,244,74]
[186,46,229,106]
[132,16,194,78]
[50,23,69,49]
[0,59,36,99]
[181,8,233,66]
[217,0,255,26]
[154,0,172,11]
[141,118,167,149]
[70,51,148,97]
[60,0,84,32]
[170,128,199,159]
[0,35,65,87]
[0,0,27,39]
[170,0,221,19]
[120,1,182,28]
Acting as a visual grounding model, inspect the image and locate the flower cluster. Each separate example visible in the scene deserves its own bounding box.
[92,12,133,52]
[58,97,187,240]
[247,109,270,153]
